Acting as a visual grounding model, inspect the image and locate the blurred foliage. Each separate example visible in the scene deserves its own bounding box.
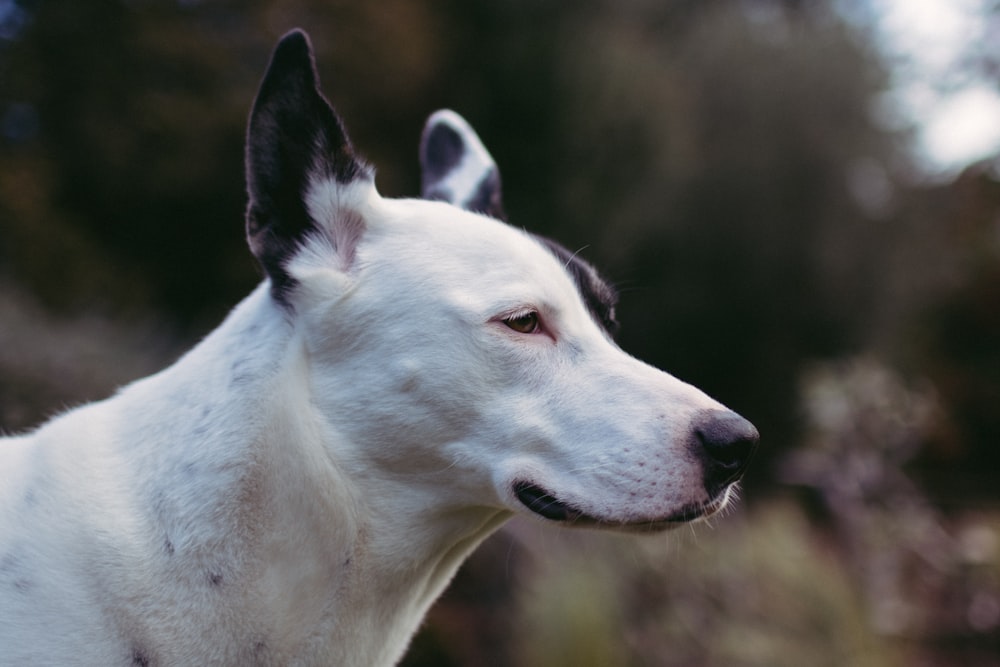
[0,283,178,427]
[784,359,991,645]
[412,503,917,667]
[3,0,1000,665]
[911,166,1000,496]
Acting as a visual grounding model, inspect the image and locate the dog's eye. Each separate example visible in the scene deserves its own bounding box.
[503,311,541,334]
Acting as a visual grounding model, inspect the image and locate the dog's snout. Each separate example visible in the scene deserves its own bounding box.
[694,410,759,495]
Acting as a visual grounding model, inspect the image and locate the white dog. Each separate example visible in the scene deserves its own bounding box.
[0,30,757,666]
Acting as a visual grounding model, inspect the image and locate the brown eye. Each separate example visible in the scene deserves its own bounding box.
[504,311,540,334]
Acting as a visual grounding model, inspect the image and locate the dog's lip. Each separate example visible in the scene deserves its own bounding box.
[513,481,586,522]
[512,481,726,532]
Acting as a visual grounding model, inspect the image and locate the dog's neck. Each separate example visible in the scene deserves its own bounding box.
[115,283,505,665]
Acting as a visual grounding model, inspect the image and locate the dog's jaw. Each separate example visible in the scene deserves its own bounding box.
[512,480,735,531]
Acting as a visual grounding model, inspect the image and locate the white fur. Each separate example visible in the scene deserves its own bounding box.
[0,173,734,665]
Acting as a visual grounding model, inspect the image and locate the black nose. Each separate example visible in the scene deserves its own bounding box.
[694,410,759,495]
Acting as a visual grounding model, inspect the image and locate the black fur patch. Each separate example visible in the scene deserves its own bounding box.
[419,115,505,220]
[131,647,151,667]
[420,122,464,189]
[464,168,506,220]
[1,552,33,594]
[245,29,371,304]
[533,236,619,337]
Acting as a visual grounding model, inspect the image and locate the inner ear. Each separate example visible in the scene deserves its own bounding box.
[419,110,505,220]
[245,29,372,301]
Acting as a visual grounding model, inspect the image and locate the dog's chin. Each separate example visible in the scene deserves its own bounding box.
[512,481,731,533]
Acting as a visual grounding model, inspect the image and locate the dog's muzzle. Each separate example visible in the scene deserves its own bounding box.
[513,409,758,530]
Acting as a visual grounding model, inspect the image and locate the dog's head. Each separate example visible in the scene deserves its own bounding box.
[245,30,757,531]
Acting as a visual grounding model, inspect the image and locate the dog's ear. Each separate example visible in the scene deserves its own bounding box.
[245,29,372,299]
[419,110,505,220]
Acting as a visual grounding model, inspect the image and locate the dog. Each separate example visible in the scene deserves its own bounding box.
[0,29,758,666]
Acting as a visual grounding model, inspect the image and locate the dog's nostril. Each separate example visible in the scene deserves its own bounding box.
[695,410,759,494]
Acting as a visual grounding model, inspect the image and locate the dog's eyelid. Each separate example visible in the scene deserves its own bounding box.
[502,305,536,321]
[492,306,547,336]
[504,310,540,334]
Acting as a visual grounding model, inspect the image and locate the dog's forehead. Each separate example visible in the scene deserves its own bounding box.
[362,198,585,309]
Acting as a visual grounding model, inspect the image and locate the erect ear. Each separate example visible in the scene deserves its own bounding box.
[245,29,372,301]
[419,110,505,220]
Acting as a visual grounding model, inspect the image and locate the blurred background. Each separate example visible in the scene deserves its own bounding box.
[2,0,999,664]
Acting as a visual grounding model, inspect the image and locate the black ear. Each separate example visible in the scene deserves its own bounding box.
[245,29,371,300]
[419,110,505,220]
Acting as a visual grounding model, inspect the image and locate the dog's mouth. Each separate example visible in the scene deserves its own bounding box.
[512,481,726,532]
[513,481,586,522]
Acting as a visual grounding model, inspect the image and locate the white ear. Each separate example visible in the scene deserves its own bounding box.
[245,29,373,302]
[419,110,505,220]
